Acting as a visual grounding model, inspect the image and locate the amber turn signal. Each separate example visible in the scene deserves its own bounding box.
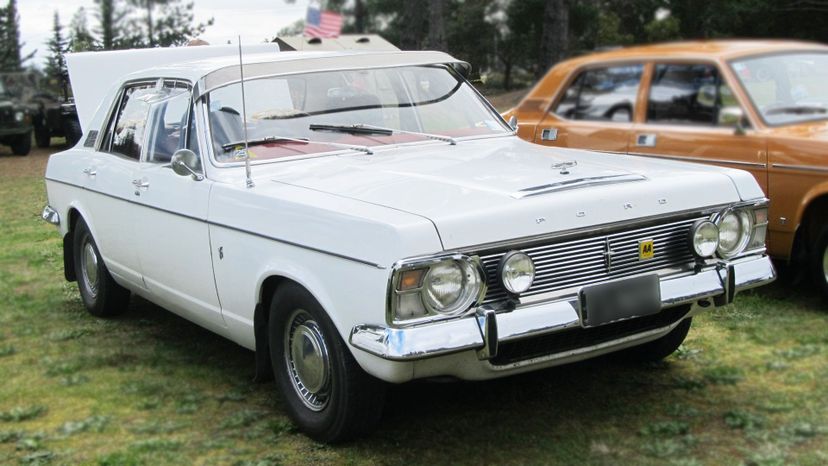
[397,268,425,291]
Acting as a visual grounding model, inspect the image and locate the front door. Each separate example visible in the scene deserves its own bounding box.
[534,63,645,154]
[129,82,224,332]
[629,62,768,194]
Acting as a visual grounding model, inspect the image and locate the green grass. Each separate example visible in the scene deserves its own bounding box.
[1,148,827,465]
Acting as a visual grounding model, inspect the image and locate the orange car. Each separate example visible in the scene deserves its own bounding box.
[505,40,828,298]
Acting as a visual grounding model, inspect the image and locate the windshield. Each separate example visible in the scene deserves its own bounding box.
[206,65,509,162]
[731,52,828,126]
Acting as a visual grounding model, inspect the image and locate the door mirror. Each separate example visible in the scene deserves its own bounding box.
[719,106,748,135]
[170,149,203,181]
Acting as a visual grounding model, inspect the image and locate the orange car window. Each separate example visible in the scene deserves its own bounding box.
[647,63,737,127]
[554,65,643,122]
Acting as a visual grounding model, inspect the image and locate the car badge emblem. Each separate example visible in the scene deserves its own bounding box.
[551,160,577,175]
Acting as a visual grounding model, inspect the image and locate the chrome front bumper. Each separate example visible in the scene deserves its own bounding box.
[349,255,775,361]
[41,205,60,226]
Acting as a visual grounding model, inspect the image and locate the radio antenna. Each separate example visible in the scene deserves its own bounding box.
[237,35,254,188]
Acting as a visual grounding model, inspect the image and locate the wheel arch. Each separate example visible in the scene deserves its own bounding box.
[791,188,828,263]
[251,272,341,383]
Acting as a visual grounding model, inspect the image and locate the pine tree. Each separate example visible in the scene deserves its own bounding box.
[44,11,68,87]
[0,0,29,71]
[69,7,97,52]
[94,0,128,50]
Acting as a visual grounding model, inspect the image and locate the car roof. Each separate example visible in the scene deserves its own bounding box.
[561,39,828,67]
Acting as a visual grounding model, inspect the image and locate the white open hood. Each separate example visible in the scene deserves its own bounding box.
[65,43,280,132]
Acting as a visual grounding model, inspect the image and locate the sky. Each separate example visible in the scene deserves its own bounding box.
[18,0,310,68]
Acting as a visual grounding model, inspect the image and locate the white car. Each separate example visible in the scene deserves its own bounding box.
[43,47,775,442]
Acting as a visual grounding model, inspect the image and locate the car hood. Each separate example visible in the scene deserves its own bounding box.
[268,136,750,250]
[767,119,828,141]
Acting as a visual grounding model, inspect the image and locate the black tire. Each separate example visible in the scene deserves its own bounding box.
[72,218,130,317]
[64,116,82,147]
[34,124,50,148]
[10,132,31,156]
[812,226,828,302]
[620,317,692,362]
[268,282,385,443]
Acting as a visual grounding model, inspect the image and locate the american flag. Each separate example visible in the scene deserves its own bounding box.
[303,1,343,38]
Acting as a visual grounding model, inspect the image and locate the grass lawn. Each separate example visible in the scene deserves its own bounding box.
[1,146,826,465]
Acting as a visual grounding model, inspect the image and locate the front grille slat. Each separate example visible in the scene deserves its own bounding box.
[480,215,704,303]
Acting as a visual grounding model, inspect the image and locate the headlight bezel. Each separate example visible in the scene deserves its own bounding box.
[388,254,487,326]
[709,202,769,260]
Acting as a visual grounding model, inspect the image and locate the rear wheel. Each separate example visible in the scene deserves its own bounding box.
[812,225,828,302]
[72,219,130,317]
[11,132,31,156]
[34,124,50,148]
[268,282,385,443]
[620,318,692,362]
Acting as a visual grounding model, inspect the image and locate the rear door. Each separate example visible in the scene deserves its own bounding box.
[534,63,644,153]
[629,62,768,193]
[82,81,157,289]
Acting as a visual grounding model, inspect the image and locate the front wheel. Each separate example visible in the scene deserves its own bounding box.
[620,317,692,362]
[812,226,828,302]
[72,219,130,317]
[11,133,31,156]
[268,283,385,443]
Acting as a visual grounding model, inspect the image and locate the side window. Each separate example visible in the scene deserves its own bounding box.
[554,65,644,122]
[647,63,738,126]
[145,82,190,163]
[105,83,156,159]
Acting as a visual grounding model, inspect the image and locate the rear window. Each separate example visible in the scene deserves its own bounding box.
[554,65,643,122]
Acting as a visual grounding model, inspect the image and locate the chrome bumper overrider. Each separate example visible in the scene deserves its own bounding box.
[41,205,60,226]
[349,255,775,361]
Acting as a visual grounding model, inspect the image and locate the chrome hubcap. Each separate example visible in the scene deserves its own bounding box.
[284,309,331,411]
[822,245,828,284]
[81,240,99,298]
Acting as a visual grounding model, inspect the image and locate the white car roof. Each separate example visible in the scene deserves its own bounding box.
[67,46,466,132]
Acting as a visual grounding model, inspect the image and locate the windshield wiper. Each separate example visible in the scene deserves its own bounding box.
[765,104,827,115]
[221,135,373,155]
[309,123,457,145]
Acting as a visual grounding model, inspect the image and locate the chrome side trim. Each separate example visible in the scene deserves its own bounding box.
[41,205,60,226]
[627,151,768,168]
[350,255,775,361]
[511,174,647,199]
[771,163,828,173]
[43,177,385,269]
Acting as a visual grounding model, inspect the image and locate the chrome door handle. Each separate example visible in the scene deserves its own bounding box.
[132,179,150,188]
[636,134,657,147]
[82,167,97,176]
[540,128,558,141]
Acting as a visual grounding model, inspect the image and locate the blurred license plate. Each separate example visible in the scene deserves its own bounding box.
[579,275,662,327]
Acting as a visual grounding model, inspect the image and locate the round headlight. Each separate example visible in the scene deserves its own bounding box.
[498,251,535,295]
[14,111,24,122]
[717,210,753,258]
[690,220,719,258]
[422,260,482,315]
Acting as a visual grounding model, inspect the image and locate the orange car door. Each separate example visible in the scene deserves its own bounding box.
[629,62,768,194]
[534,64,644,154]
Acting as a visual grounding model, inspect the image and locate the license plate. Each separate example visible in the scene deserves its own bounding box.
[579,274,661,327]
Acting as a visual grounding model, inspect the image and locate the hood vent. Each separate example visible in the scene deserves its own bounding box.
[512,174,647,199]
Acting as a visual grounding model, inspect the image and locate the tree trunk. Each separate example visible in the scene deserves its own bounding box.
[354,0,365,33]
[503,60,513,90]
[425,0,448,51]
[537,0,568,78]
[398,1,423,50]
[146,0,155,47]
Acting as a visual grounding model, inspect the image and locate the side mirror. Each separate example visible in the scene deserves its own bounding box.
[171,149,204,181]
[719,106,748,135]
[508,115,518,131]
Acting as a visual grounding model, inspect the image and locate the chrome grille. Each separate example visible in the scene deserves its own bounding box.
[480,216,704,303]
